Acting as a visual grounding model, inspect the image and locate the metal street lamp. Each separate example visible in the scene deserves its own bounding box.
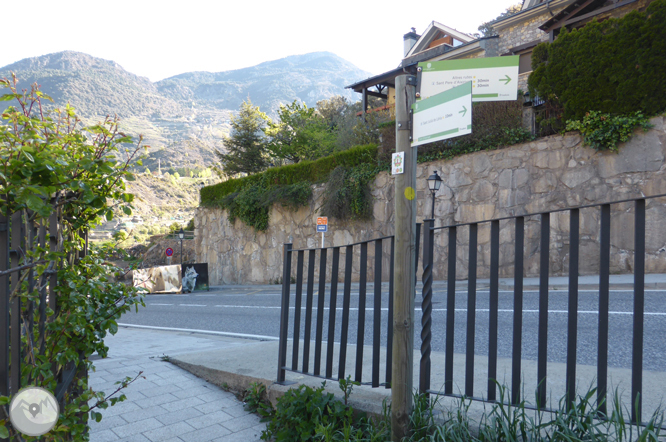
[178,228,184,265]
[426,171,442,219]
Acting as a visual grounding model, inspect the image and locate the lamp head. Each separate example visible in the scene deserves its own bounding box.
[178,228,184,239]
[426,171,442,192]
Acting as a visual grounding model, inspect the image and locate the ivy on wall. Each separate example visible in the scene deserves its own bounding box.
[200,144,380,230]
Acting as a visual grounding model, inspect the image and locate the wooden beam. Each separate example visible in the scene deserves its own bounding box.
[543,0,598,33]
[362,89,368,122]
[366,90,388,99]
[563,0,637,27]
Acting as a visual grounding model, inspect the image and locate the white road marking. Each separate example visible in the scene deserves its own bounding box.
[149,303,174,306]
[117,323,278,340]
[178,304,207,307]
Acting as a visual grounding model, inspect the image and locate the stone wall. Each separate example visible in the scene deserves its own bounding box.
[196,117,666,285]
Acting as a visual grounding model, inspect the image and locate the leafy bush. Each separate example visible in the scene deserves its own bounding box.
[242,382,274,421]
[529,0,666,120]
[262,383,351,441]
[0,76,144,439]
[565,111,652,151]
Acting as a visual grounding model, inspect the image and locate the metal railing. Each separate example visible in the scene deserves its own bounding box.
[419,194,666,424]
[0,208,87,410]
[277,224,422,388]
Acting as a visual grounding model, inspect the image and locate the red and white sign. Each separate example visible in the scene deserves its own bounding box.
[165,247,174,257]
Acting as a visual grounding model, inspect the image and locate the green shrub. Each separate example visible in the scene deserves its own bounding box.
[262,383,351,442]
[200,144,377,208]
[565,110,652,151]
[529,0,666,120]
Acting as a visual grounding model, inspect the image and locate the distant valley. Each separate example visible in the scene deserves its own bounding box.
[0,50,370,241]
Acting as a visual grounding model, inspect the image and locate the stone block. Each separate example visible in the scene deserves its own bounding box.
[455,204,495,223]
[561,167,595,189]
[471,180,495,201]
[598,131,664,178]
[472,154,492,176]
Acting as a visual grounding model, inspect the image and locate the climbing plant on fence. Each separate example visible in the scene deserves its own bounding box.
[0,75,145,440]
[528,0,666,121]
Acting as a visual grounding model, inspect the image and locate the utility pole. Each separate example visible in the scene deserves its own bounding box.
[391,73,417,441]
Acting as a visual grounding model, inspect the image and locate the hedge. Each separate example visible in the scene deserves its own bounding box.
[200,144,378,207]
[528,0,666,120]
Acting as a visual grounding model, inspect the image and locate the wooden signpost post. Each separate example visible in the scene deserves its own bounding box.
[391,74,474,441]
[391,73,417,441]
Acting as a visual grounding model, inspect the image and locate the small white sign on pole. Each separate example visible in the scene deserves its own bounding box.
[391,152,405,175]
[419,56,520,102]
[412,81,473,147]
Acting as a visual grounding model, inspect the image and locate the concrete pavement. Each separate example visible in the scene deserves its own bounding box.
[89,328,267,442]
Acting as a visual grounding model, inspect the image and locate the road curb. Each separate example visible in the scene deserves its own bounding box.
[168,357,390,420]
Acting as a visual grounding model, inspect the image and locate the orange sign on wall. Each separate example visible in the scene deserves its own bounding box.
[316,217,328,232]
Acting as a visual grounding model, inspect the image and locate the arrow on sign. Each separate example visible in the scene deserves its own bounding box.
[459,106,467,117]
[501,75,512,85]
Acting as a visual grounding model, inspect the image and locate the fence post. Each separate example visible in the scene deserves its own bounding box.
[391,73,417,442]
[277,243,293,383]
[0,210,8,398]
[420,219,434,395]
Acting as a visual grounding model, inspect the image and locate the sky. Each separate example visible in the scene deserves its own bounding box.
[2,0,521,82]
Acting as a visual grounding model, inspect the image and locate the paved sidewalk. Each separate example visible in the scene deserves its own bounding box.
[89,327,267,442]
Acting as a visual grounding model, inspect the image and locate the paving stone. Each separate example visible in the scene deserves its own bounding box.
[213,425,264,442]
[223,404,251,418]
[172,385,215,399]
[99,401,141,418]
[221,413,262,432]
[178,424,231,442]
[137,383,183,398]
[142,421,195,442]
[185,410,234,429]
[134,393,180,409]
[119,404,170,423]
[112,417,164,439]
[161,396,206,413]
[90,429,120,442]
[193,391,234,403]
[115,435,152,442]
[89,414,128,432]
[155,406,203,425]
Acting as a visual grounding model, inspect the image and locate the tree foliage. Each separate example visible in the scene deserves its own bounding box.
[0,75,145,440]
[216,99,270,175]
[264,100,334,164]
[477,4,522,37]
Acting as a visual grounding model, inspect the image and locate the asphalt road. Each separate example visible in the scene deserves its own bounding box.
[119,285,666,372]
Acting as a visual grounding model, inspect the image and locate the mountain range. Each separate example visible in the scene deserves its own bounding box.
[0,50,371,171]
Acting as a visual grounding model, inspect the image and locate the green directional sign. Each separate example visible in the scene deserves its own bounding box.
[418,56,519,102]
[411,81,472,147]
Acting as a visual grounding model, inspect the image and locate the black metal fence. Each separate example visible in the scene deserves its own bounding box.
[277,224,422,388]
[419,195,666,424]
[0,207,87,409]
